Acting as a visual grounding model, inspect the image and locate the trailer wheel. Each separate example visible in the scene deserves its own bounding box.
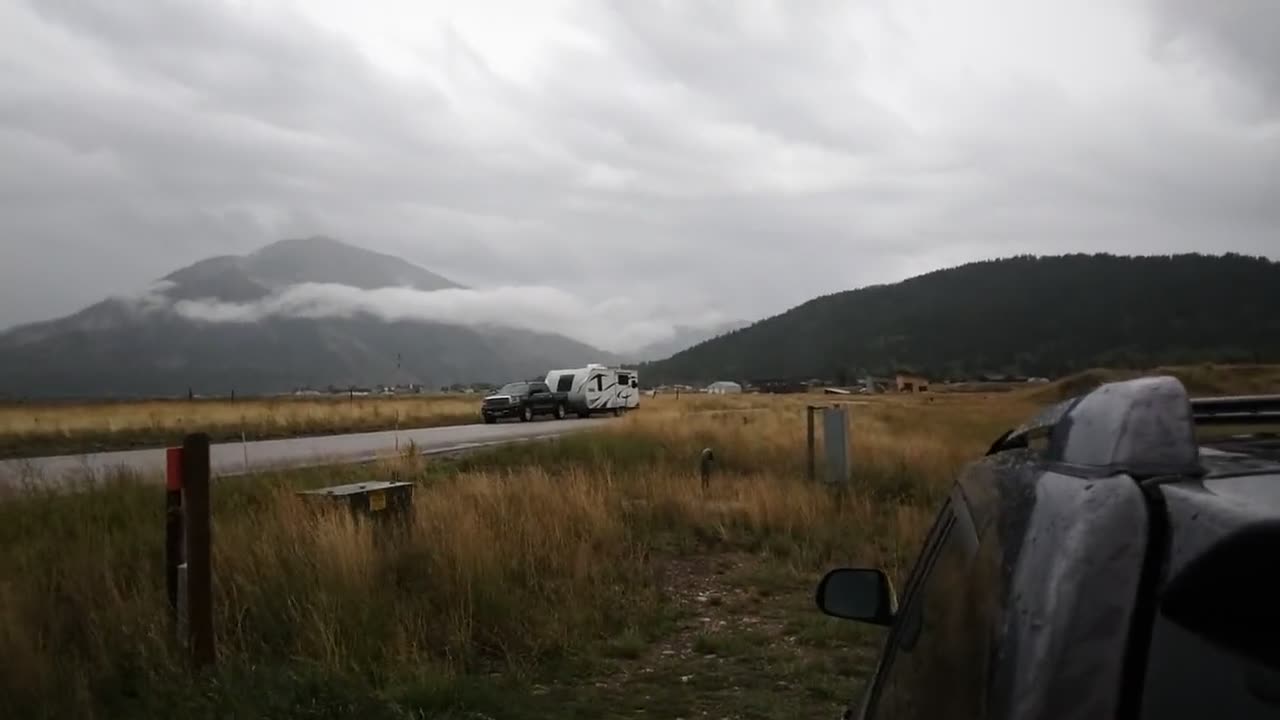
[554,403,566,420]
[612,407,622,417]
[577,410,591,419]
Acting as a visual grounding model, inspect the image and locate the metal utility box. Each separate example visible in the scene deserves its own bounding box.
[822,406,850,484]
[297,481,414,522]
[807,404,852,484]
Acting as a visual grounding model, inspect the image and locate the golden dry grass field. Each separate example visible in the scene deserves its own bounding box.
[3,362,1274,460]
[0,394,482,458]
[0,365,1274,718]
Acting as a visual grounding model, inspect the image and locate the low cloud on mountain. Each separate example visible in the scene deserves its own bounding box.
[158,282,728,355]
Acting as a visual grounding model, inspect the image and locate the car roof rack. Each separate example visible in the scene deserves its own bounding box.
[988,375,1206,478]
[1189,394,1280,426]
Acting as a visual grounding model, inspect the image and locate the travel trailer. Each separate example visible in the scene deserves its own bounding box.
[544,364,640,417]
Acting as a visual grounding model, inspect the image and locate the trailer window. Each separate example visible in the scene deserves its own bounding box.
[618,373,631,386]
[556,374,574,393]
[595,375,604,391]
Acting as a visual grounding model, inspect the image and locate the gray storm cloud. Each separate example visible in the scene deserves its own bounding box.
[1,0,1278,332]
[161,283,723,355]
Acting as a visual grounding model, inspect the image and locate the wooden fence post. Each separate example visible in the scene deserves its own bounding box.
[181,433,215,668]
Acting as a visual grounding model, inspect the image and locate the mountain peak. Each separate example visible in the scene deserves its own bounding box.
[241,237,461,292]
[151,237,464,305]
[249,235,353,256]
[0,237,599,397]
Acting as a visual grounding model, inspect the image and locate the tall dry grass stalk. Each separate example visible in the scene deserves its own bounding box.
[0,392,1038,716]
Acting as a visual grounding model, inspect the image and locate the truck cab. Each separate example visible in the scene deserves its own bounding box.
[816,377,1280,719]
[481,381,567,423]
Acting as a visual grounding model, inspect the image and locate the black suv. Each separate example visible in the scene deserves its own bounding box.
[816,376,1280,719]
[481,381,568,424]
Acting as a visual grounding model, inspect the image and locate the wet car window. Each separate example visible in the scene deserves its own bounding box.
[870,505,986,720]
[1141,614,1280,718]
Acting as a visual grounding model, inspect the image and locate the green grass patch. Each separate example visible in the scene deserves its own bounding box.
[602,628,649,660]
[692,628,769,658]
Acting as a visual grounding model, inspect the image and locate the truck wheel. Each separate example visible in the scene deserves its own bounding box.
[521,405,533,422]
[554,403,566,420]
[483,415,496,425]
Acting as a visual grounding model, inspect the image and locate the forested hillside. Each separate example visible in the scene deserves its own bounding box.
[643,253,1280,384]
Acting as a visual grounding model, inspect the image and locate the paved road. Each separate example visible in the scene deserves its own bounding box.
[1,419,608,486]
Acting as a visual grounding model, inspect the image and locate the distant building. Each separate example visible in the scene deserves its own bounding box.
[895,372,930,393]
[751,379,808,394]
[706,381,743,395]
[859,376,890,394]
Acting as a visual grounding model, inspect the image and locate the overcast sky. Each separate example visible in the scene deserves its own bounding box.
[2,0,1277,334]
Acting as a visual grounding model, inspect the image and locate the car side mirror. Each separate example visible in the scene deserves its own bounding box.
[816,568,896,626]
